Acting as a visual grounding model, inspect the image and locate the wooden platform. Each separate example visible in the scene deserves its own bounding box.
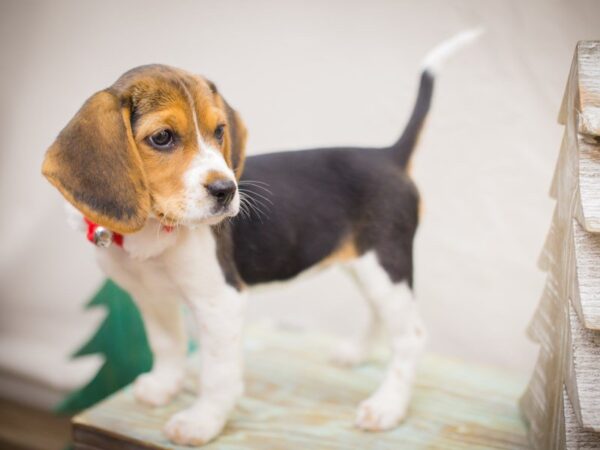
[72,326,529,449]
[0,397,70,450]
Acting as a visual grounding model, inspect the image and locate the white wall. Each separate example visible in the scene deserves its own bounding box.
[1,0,598,403]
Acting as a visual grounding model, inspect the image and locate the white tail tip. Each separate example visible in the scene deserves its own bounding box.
[421,27,485,74]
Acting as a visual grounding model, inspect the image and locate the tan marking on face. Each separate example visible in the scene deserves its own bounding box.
[133,87,196,220]
[204,170,232,186]
[126,69,235,224]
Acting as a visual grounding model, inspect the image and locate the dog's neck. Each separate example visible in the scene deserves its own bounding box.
[65,201,221,262]
[121,218,180,260]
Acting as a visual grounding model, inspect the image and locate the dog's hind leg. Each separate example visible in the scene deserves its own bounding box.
[349,251,426,431]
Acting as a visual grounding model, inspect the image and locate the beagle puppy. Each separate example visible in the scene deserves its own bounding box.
[43,30,481,446]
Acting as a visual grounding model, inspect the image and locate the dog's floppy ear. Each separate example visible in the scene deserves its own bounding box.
[223,98,247,179]
[42,89,150,234]
[209,83,247,179]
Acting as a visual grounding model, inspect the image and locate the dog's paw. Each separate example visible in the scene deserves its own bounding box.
[164,402,226,446]
[355,391,409,431]
[133,369,184,407]
[330,340,368,367]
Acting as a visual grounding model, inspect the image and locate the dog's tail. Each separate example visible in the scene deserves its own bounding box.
[391,28,484,168]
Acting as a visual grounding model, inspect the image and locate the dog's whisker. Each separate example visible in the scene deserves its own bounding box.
[242,191,271,210]
[240,193,267,223]
[246,198,269,215]
[243,195,260,220]
[250,184,273,195]
[244,190,273,205]
[238,199,252,221]
[239,181,273,195]
[238,188,274,210]
[238,193,255,222]
[240,181,272,191]
[239,179,270,187]
[243,201,268,223]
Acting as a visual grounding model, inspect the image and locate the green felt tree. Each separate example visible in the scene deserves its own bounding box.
[56,279,152,414]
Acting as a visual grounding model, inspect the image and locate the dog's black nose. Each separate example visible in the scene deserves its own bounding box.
[206,179,236,207]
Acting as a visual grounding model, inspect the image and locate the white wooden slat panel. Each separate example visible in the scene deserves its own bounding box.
[576,42,600,138]
[565,302,600,431]
[573,220,600,329]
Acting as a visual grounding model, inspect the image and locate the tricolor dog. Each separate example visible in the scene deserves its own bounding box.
[42,30,481,445]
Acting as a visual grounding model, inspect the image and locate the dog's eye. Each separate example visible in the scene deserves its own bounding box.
[214,124,226,143]
[148,129,175,150]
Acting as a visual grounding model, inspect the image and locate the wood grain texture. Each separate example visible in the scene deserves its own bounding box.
[73,326,528,450]
[525,200,600,446]
[523,40,600,449]
[562,42,600,233]
[574,133,600,234]
[553,41,600,233]
[563,388,600,450]
[522,240,570,450]
[544,40,600,327]
[572,220,600,329]
[565,301,600,431]
[576,41,600,138]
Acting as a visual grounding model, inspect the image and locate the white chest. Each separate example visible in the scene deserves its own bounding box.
[95,223,228,302]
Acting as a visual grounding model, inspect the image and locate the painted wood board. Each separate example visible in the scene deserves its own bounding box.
[565,301,600,431]
[575,41,600,138]
[572,219,600,329]
[521,348,563,450]
[522,257,570,450]
[543,142,600,328]
[537,208,560,273]
[548,133,567,201]
[566,41,600,233]
[563,387,600,449]
[574,133,600,235]
[524,40,600,449]
[524,206,600,441]
[558,41,600,137]
[73,326,528,450]
[553,41,600,233]
[528,209,600,433]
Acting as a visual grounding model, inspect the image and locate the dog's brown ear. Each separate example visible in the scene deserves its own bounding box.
[42,89,150,234]
[222,97,247,179]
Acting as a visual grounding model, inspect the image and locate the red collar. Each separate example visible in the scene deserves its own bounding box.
[84,218,174,248]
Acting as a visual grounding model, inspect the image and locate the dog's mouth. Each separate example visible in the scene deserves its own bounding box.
[156,207,238,228]
[155,211,181,227]
[211,201,240,217]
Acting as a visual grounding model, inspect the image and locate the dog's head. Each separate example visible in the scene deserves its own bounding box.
[42,64,247,233]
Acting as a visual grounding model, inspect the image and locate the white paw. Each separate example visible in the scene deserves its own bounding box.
[133,369,184,407]
[164,402,226,446]
[355,391,409,431]
[330,340,367,367]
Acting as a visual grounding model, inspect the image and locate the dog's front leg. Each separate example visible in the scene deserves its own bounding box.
[164,286,246,446]
[130,289,187,407]
[96,249,188,407]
